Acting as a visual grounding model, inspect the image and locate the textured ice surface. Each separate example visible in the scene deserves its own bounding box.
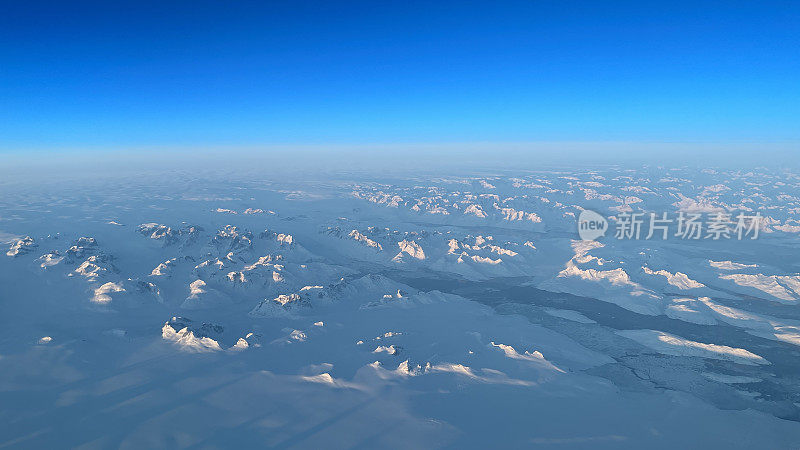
[2,162,800,448]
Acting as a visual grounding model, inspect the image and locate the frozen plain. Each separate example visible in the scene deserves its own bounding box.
[2,159,800,448]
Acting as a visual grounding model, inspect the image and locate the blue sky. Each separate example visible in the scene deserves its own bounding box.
[1,1,798,153]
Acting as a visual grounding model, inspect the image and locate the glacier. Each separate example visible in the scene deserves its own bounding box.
[1,158,800,448]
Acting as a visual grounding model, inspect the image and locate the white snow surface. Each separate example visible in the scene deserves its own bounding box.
[2,163,800,448]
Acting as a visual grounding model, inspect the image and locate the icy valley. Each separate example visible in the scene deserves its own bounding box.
[2,162,800,448]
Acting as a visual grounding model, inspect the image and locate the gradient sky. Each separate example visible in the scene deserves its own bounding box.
[1,1,799,153]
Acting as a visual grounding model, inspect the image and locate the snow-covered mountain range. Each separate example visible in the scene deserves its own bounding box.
[2,164,800,448]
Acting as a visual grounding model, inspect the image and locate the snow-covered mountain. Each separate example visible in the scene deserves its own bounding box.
[3,164,800,448]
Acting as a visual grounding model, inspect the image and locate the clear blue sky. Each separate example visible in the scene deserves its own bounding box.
[1,1,798,153]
